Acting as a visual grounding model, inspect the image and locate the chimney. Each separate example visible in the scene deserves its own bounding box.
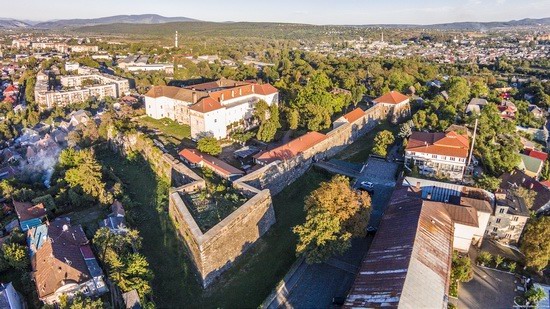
[231,90,235,98]
[192,92,198,103]
[530,183,534,189]
[220,93,225,102]
[252,84,255,92]
[239,88,242,96]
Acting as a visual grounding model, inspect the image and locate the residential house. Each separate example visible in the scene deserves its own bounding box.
[485,189,529,244]
[344,182,454,308]
[179,148,244,181]
[499,100,517,120]
[122,289,142,309]
[405,131,469,181]
[68,110,91,128]
[524,149,548,162]
[500,170,550,214]
[0,282,23,309]
[465,98,488,114]
[99,200,127,234]
[529,104,545,119]
[402,177,493,251]
[254,132,327,165]
[372,90,411,121]
[518,153,544,179]
[0,166,18,181]
[13,201,46,231]
[28,217,108,304]
[144,78,279,139]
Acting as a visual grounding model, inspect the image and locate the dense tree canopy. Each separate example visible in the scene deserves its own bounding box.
[197,137,222,156]
[521,217,550,271]
[294,175,371,264]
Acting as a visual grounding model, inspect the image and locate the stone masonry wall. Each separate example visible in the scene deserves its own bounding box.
[109,130,275,288]
[239,104,387,195]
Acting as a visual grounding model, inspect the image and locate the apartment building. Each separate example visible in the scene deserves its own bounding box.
[485,189,529,244]
[145,78,278,139]
[35,69,130,109]
[405,131,470,181]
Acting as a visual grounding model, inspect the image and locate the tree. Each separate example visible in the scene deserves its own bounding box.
[2,243,29,270]
[515,187,536,209]
[526,286,547,305]
[451,251,473,283]
[521,217,550,271]
[398,120,413,139]
[372,130,395,157]
[476,175,502,192]
[294,175,371,264]
[256,104,281,142]
[62,149,112,205]
[287,108,300,130]
[59,294,105,309]
[494,255,504,268]
[447,77,471,106]
[197,137,221,156]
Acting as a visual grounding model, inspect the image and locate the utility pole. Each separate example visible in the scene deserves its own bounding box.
[175,31,179,48]
[464,118,478,182]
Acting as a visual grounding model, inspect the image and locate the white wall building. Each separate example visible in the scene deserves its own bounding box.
[405,131,470,181]
[145,79,279,139]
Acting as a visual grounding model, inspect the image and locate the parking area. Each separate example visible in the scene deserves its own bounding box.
[354,157,399,228]
[459,265,521,309]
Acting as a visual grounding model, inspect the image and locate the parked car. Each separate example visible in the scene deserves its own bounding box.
[366,226,377,235]
[359,181,374,194]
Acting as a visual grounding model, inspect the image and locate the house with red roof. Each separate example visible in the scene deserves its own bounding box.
[254,132,327,165]
[524,149,548,162]
[179,148,244,181]
[405,131,470,181]
[145,78,279,139]
[13,201,47,231]
[373,90,411,122]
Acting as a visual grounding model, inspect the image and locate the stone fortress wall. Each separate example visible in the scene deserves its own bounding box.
[109,101,393,288]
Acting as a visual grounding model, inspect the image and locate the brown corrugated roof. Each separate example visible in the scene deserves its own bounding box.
[13,201,46,221]
[344,185,453,308]
[32,218,91,299]
[254,132,327,164]
[373,91,409,105]
[406,131,469,158]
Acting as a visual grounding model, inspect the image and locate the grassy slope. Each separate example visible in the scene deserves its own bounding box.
[97,148,330,308]
[335,121,398,163]
[136,116,191,140]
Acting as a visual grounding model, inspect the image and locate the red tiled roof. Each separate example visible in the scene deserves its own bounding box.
[406,131,469,158]
[3,85,17,93]
[525,149,548,162]
[373,91,409,105]
[254,132,327,164]
[13,201,46,221]
[188,97,223,113]
[179,148,244,177]
[540,180,550,189]
[343,108,365,123]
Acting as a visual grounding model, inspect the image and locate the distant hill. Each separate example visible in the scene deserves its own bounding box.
[421,17,550,30]
[34,14,199,29]
[0,19,30,28]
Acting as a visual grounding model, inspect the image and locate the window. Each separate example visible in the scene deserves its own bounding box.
[511,226,515,231]
[505,234,511,239]
[432,155,437,158]
[496,218,501,223]
[513,216,519,222]
[499,208,505,214]
[493,227,498,232]
[450,157,456,161]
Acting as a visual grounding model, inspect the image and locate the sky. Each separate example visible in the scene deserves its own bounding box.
[7,0,550,25]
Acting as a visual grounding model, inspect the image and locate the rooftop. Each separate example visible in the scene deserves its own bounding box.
[254,132,327,164]
[373,91,409,105]
[406,131,469,158]
[13,201,46,221]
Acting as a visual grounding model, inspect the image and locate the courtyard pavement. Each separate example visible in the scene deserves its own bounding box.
[459,265,522,309]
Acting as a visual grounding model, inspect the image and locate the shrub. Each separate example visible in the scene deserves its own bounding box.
[477,251,493,266]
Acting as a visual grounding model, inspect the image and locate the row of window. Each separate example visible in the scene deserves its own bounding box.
[408,152,465,162]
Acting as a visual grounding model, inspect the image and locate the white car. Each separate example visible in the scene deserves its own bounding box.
[359,181,374,192]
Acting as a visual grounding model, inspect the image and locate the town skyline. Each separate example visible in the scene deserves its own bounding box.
[5,0,550,25]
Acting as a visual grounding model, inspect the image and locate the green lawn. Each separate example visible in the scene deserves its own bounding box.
[136,116,191,140]
[96,148,330,308]
[335,121,399,163]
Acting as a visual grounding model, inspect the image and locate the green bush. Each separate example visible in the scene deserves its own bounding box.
[477,251,493,266]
